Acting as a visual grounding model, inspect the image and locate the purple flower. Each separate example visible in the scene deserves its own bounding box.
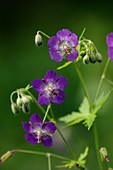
[22,113,56,147]
[48,29,78,62]
[31,70,68,105]
[106,32,113,60]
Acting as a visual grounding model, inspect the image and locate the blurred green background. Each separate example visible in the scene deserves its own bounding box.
[1,0,113,169]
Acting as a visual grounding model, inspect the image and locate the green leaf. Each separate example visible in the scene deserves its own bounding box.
[77,147,89,165]
[92,91,112,114]
[79,97,90,114]
[57,61,72,70]
[83,113,96,130]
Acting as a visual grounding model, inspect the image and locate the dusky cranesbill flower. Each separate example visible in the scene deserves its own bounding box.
[48,29,78,62]
[106,32,113,60]
[31,70,68,105]
[22,113,56,147]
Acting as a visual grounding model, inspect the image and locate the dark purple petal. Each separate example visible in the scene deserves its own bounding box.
[106,32,113,47]
[49,48,64,62]
[66,49,78,61]
[56,76,68,90]
[52,90,65,104]
[44,70,57,82]
[48,36,60,48]
[31,79,45,93]
[41,136,53,147]
[30,113,43,127]
[22,122,34,133]
[38,93,50,105]
[108,47,113,60]
[56,29,72,41]
[67,33,78,47]
[42,122,56,134]
[25,134,38,145]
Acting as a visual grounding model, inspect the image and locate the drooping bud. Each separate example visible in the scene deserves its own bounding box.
[80,51,86,58]
[16,97,23,107]
[0,151,12,163]
[89,52,96,63]
[35,31,42,46]
[22,103,30,113]
[83,54,89,65]
[11,102,20,114]
[100,147,109,162]
[96,52,102,63]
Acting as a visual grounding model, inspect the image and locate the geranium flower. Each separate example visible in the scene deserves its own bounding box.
[31,70,68,105]
[106,32,113,60]
[22,113,56,147]
[48,29,78,62]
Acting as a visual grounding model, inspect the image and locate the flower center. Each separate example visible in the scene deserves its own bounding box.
[59,42,72,54]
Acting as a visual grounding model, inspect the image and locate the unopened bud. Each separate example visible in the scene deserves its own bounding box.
[100,147,109,162]
[11,103,20,114]
[80,51,86,57]
[83,54,89,65]
[0,151,12,163]
[35,31,42,46]
[22,103,30,113]
[96,52,102,63]
[16,97,23,107]
[89,52,96,63]
[21,95,32,104]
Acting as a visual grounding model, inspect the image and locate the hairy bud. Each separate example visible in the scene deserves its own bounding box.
[35,31,42,46]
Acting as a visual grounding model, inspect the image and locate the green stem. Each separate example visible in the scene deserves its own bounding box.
[79,28,86,40]
[105,78,113,86]
[95,58,110,99]
[74,62,91,106]
[55,124,75,160]
[39,31,50,39]
[43,104,51,122]
[47,153,51,170]
[11,149,70,161]
[93,123,103,170]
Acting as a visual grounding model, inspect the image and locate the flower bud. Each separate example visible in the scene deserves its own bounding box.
[80,51,86,57]
[21,94,32,104]
[22,103,30,113]
[11,103,20,114]
[0,151,12,163]
[89,52,96,63]
[35,31,42,46]
[100,147,109,162]
[83,54,89,65]
[96,52,102,63]
[16,97,23,107]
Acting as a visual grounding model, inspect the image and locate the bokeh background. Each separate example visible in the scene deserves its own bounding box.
[1,0,113,170]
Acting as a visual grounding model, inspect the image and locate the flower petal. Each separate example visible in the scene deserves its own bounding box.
[106,32,113,47]
[22,122,34,133]
[56,76,68,90]
[49,48,64,62]
[25,134,38,145]
[31,79,45,93]
[38,93,50,105]
[42,122,56,134]
[57,29,72,41]
[48,36,60,49]
[41,136,53,147]
[30,113,43,127]
[52,90,65,104]
[44,70,57,82]
[67,33,78,47]
[108,47,113,60]
[66,49,78,61]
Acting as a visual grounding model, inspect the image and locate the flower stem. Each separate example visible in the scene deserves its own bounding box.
[55,124,76,160]
[93,123,103,170]
[11,149,70,161]
[43,104,51,122]
[39,31,50,39]
[74,62,91,106]
[95,58,110,99]
[47,153,51,170]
